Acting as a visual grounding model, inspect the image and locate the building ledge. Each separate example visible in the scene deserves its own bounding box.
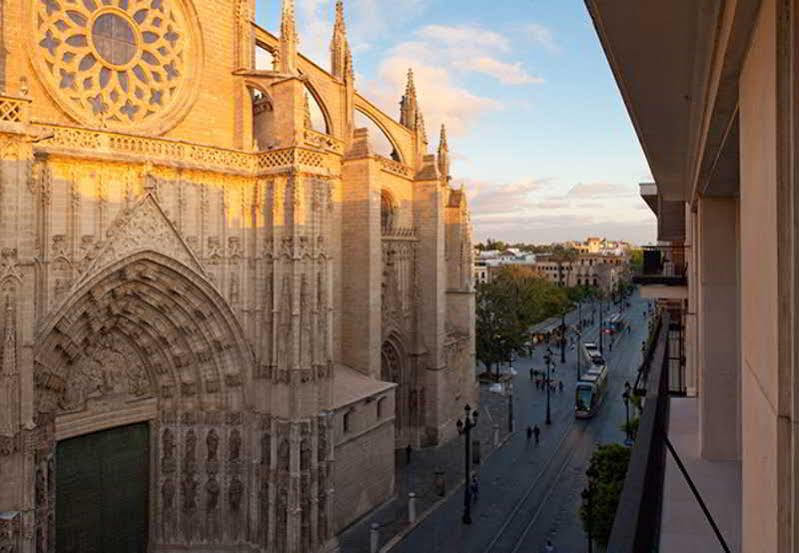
[639,283,688,300]
[660,397,741,552]
[633,274,688,287]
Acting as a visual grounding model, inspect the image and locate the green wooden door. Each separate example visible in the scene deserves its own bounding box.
[56,423,150,553]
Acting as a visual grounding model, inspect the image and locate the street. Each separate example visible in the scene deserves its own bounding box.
[388,291,652,553]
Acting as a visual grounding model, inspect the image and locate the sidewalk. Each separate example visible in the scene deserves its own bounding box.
[337,383,511,553]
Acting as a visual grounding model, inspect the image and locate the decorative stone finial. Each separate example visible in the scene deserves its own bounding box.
[280,0,298,73]
[400,68,418,129]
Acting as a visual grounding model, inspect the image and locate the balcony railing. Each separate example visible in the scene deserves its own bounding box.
[608,313,731,553]
[632,245,688,286]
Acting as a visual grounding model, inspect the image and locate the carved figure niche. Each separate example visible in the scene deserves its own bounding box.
[250,87,274,151]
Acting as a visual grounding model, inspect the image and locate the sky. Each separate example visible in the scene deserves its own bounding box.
[255,0,657,245]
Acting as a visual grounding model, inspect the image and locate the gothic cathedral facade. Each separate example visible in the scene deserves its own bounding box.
[0,0,476,551]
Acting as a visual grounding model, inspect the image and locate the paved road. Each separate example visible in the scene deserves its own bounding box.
[388,292,653,553]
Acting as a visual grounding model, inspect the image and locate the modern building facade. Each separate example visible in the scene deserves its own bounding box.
[0,1,477,552]
[588,0,799,550]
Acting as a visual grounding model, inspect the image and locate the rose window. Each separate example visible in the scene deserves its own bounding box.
[31,0,201,132]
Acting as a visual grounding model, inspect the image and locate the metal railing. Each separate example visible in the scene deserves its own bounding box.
[607,313,670,551]
[608,313,731,552]
[633,245,688,286]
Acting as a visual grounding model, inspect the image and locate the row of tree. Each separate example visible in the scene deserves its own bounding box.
[475,266,605,378]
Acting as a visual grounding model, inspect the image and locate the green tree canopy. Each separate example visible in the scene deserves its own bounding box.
[475,266,571,378]
[579,443,632,548]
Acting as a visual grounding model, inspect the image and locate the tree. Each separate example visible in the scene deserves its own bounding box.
[475,277,528,379]
[629,248,643,273]
[579,444,632,548]
[475,266,570,379]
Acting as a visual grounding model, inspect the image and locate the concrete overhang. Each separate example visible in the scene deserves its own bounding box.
[585,1,759,204]
[640,183,658,216]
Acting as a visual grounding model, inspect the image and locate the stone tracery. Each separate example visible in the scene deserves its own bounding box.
[30,0,200,131]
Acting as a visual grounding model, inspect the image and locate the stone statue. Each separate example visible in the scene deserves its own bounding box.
[206,429,219,463]
[229,476,244,512]
[205,476,220,511]
[229,428,241,462]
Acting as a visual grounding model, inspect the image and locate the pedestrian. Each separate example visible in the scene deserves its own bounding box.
[470,475,479,502]
[558,380,564,393]
[405,444,412,465]
[529,367,534,381]
[526,425,533,441]
[544,539,556,552]
[533,424,540,445]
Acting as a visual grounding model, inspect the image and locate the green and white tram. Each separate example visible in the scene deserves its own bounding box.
[575,364,608,418]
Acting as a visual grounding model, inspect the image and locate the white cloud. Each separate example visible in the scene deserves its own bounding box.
[417,24,511,52]
[360,48,503,138]
[525,23,558,52]
[454,57,544,85]
[566,182,637,198]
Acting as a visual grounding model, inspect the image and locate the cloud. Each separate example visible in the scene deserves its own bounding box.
[524,23,558,52]
[416,24,511,52]
[566,182,637,199]
[464,177,552,215]
[453,57,544,85]
[460,176,656,245]
[360,50,503,138]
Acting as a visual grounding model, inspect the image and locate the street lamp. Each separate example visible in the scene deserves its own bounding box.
[507,381,514,433]
[560,309,567,364]
[622,381,632,444]
[576,329,583,379]
[544,351,552,425]
[599,297,604,355]
[582,465,598,553]
[456,404,478,525]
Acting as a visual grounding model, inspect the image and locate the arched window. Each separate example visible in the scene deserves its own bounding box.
[381,190,396,233]
[249,86,273,150]
[255,42,275,70]
[355,109,400,161]
[304,84,329,134]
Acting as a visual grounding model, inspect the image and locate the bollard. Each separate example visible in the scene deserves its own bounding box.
[408,492,417,523]
[370,523,379,553]
[493,424,499,447]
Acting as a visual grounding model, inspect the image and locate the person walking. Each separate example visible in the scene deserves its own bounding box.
[533,424,540,445]
[558,380,564,393]
[529,367,534,381]
[526,425,533,441]
[544,539,556,552]
[470,475,479,502]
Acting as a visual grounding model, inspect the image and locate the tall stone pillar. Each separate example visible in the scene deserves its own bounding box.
[697,196,740,460]
[340,129,381,377]
[414,155,446,446]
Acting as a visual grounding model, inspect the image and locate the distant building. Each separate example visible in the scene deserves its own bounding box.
[473,249,537,283]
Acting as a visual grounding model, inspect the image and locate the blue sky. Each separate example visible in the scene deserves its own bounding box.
[256,1,656,245]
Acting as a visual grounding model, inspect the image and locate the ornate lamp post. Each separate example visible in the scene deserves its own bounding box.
[560,309,567,364]
[622,381,632,444]
[456,404,478,524]
[599,296,604,355]
[544,350,552,425]
[582,465,598,553]
[576,328,583,379]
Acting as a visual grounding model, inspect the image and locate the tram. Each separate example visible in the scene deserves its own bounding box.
[603,313,627,335]
[574,364,608,418]
[581,341,606,368]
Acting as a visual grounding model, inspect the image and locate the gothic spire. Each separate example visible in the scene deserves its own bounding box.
[330,0,353,81]
[279,0,298,73]
[400,68,418,129]
[437,124,450,178]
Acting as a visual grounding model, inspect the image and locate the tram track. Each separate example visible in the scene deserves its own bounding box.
[481,320,639,553]
[479,419,581,553]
